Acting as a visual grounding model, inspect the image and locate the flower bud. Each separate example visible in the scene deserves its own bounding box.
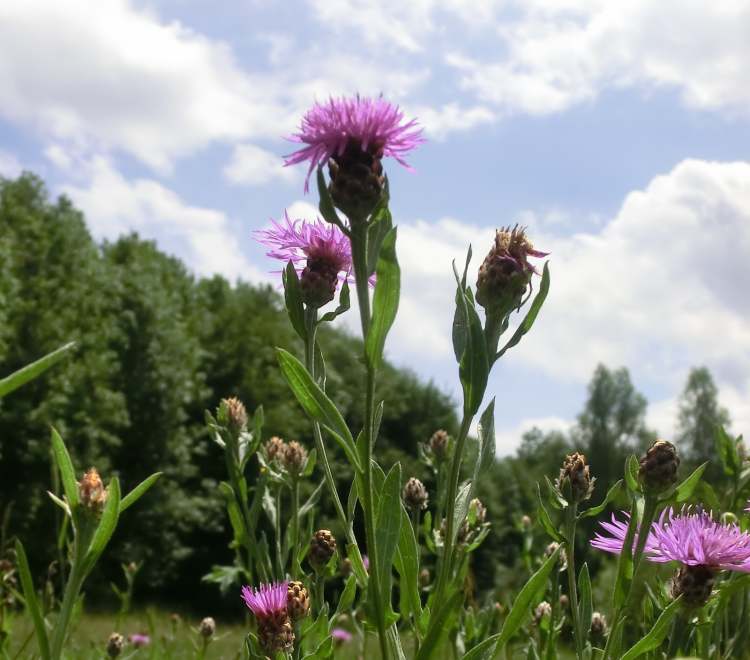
[671,564,715,608]
[106,633,124,658]
[287,581,310,621]
[265,436,287,464]
[301,258,341,308]
[218,397,248,434]
[429,429,449,460]
[545,542,568,570]
[199,616,215,638]
[533,601,552,625]
[308,529,337,570]
[521,515,532,530]
[419,568,430,587]
[556,452,595,503]
[258,618,294,654]
[402,478,429,512]
[639,440,680,494]
[458,498,488,543]
[590,612,608,636]
[476,226,547,314]
[328,140,385,222]
[558,594,569,609]
[282,441,308,476]
[78,468,108,516]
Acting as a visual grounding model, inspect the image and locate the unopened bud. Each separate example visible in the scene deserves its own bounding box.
[559,594,569,608]
[287,581,310,621]
[106,633,124,658]
[219,397,248,434]
[282,441,308,476]
[639,440,680,494]
[458,498,488,543]
[78,468,108,515]
[476,226,547,314]
[265,436,287,463]
[429,430,449,459]
[521,515,532,530]
[199,616,216,638]
[545,542,567,570]
[590,612,607,636]
[533,601,552,625]
[557,452,595,503]
[309,530,337,569]
[402,478,429,512]
[301,258,340,307]
[419,568,430,587]
[671,565,715,608]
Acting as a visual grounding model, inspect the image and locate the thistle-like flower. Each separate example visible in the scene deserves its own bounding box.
[218,397,248,435]
[78,468,108,516]
[241,581,294,653]
[402,477,429,512]
[308,529,337,570]
[282,441,308,477]
[287,581,310,621]
[264,436,287,464]
[639,439,680,494]
[429,429,449,460]
[106,633,124,658]
[199,616,216,638]
[592,507,750,571]
[285,96,424,217]
[556,452,595,503]
[255,213,355,307]
[476,225,547,315]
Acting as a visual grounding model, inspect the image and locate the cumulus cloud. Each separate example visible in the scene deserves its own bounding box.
[224,144,298,186]
[390,158,750,445]
[0,150,22,178]
[60,157,266,282]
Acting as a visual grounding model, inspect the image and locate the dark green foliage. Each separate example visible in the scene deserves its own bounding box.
[0,173,458,609]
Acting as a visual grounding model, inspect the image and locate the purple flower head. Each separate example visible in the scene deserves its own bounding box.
[241,581,289,619]
[128,633,150,647]
[285,95,425,191]
[331,628,353,643]
[592,507,750,572]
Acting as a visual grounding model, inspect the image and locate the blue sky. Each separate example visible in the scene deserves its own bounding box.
[2,0,750,453]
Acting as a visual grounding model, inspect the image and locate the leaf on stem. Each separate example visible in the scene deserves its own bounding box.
[51,427,79,512]
[365,228,400,370]
[282,261,307,340]
[578,480,623,519]
[15,539,51,660]
[0,341,75,398]
[120,472,162,513]
[619,597,683,660]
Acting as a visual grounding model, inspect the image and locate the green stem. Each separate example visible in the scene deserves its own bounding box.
[303,307,357,548]
[545,569,561,660]
[49,546,86,660]
[351,222,389,660]
[275,488,284,578]
[563,504,583,660]
[291,479,300,579]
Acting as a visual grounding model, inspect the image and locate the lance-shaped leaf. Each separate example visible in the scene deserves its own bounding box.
[319,280,350,324]
[282,261,307,340]
[366,200,393,276]
[577,563,592,646]
[316,167,348,234]
[375,463,402,610]
[578,479,623,519]
[620,597,683,660]
[496,262,550,359]
[15,540,51,660]
[83,477,121,575]
[366,228,400,370]
[51,427,79,512]
[276,348,360,471]
[0,341,75,398]
[394,502,422,622]
[536,484,563,542]
[472,399,496,489]
[673,462,707,503]
[415,590,463,660]
[120,472,162,513]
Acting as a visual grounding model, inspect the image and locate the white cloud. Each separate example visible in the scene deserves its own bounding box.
[60,157,266,282]
[224,144,297,186]
[410,103,495,138]
[0,150,22,178]
[494,415,572,457]
[391,158,750,438]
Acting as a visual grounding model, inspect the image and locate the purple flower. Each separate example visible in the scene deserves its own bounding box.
[241,581,289,619]
[331,628,353,643]
[592,507,750,572]
[128,633,150,647]
[285,95,424,191]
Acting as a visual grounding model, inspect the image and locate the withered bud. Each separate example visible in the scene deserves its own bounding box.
[639,440,680,494]
[671,564,715,608]
[429,430,449,459]
[282,441,308,476]
[533,601,552,625]
[309,529,337,569]
[78,468,108,515]
[419,568,430,587]
[258,616,294,654]
[590,612,608,636]
[219,397,248,434]
[328,140,385,222]
[287,581,311,621]
[557,452,595,503]
[402,478,429,512]
[106,633,125,658]
[199,616,215,638]
[265,436,287,463]
[476,225,547,313]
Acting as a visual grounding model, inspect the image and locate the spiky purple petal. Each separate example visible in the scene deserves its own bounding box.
[241,581,289,618]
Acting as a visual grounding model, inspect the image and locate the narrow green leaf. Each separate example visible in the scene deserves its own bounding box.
[375,463,402,606]
[276,348,360,471]
[299,480,325,518]
[0,341,75,398]
[544,475,568,510]
[613,496,639,610]
[120,472,162,512]
[316,167,347,234]
[496,262,550,358]
[451,482,472,544]
[490,546,562,658]
[14,540,50,660]
[282,261,307,340]
[345,542,368,586]
[51,427,79,511]
[451,259,470,363]
[472,399,496,487]
[83,478,121,574]
[536,485,562,542]
[394,502,422,622]
[365,228,400,370]
[624,455,640,493]
[579,480,623,519]
[366,204,393,276]
[463,634,501,660]
[319,280,351,323]
[47,491,71,517]
[619,597,683,660]
[577,563,592,645]
[415,591,463,660]
[673,463,707,503]
[715,425,740,477]
[333,575,357,621]
[461,292,489,415]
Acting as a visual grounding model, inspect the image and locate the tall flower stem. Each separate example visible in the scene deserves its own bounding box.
[431,415,472,608]
[563,504,583,660]
[350,221,389,660]
[302,308,356,548]
[290,479,300,578]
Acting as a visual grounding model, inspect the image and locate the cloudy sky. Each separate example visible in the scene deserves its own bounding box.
[2,0,750,454]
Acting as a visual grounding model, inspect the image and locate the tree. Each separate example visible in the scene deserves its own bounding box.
[676,367,730,479]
